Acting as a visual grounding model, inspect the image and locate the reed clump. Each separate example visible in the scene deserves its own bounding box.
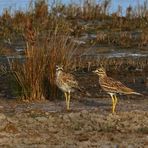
[6,0,77,101]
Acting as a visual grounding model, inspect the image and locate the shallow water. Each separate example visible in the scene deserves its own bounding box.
[81,51,148,58]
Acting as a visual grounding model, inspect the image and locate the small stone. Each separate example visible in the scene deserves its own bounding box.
[81,110,88,115]
[35,116,47,122]
[68,113,76,119]
[3,123,19,134]
[63,114,70,121]
[27,118,35,124]
[79,141,91,147]
[0,120,8,130]
[7,117,18,124]
[45,112,49,115]
[0,113,6,120]
[48,127,58,133]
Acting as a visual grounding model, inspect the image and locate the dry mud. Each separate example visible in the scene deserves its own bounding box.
[0,95,148,148]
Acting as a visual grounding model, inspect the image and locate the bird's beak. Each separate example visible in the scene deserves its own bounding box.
[92,70,97,73]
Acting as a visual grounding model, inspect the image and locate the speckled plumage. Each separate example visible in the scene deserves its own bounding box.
[56,65,80,110]
[93,67,142,113]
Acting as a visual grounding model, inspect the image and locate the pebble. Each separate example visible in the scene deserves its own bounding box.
[48,127,58,133]
[35,116,48,122]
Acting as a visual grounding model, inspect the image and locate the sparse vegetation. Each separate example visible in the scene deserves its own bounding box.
[7,1,78,101]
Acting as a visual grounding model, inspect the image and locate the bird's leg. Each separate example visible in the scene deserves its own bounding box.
[110,94,115,113]
[113,95,118,112]
[64,92,68,109]
[67,91,71,110]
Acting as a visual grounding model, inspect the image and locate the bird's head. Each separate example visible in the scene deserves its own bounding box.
[56,65,63,72]
[93,67,106,77]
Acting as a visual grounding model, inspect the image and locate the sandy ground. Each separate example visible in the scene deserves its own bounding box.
[0,94,148,148]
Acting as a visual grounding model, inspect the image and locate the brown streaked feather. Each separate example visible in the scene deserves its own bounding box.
[100,76,135,94]
[56,65,82,94]
[93,67,142,113]
[60,72,79,89]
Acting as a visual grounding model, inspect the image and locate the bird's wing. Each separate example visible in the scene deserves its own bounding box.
[102,77,134,94]
[61,72,79,88]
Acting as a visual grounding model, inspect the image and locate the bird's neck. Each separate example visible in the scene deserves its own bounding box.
[99,74,107,79]
[56,70,62,77]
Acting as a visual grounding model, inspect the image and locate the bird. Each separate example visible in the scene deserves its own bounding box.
[55,65,81,110]
[93,67,142,113]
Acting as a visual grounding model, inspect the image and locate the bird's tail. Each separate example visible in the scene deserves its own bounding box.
[131,91,143,96]
[77,86,91,97]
